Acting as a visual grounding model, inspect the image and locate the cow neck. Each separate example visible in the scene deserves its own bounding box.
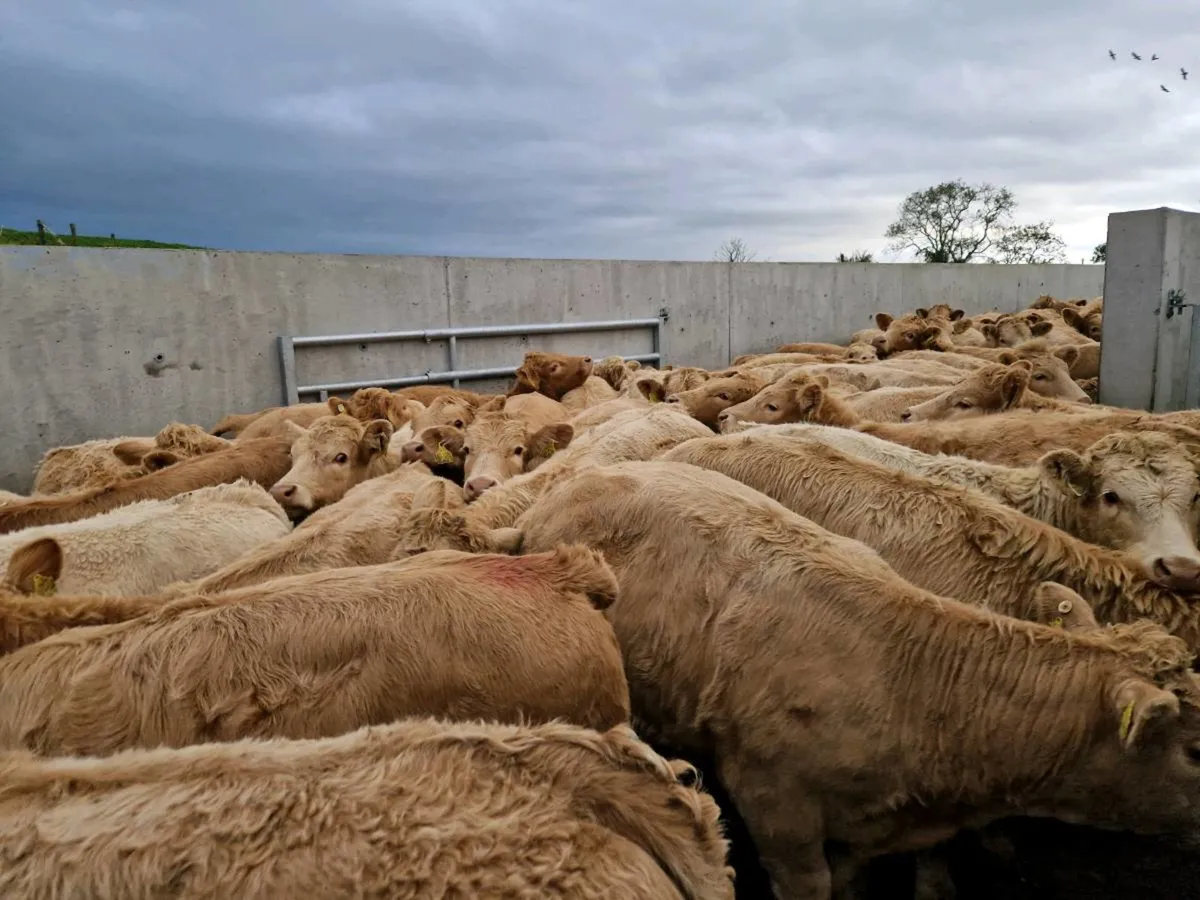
[883,594,1119,810]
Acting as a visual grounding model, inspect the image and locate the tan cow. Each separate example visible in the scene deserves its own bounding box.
[1057,340,1100,380]
[716,371,858,431]
[0,545,631,757]
[32,422,233,495]
[899,361,1090,422]
[0,717,734,900]
[1063,303,1103,342]
[508,350,594,400]
[0,481,291,596]
[461,394,574,500]
[874,309,960,355]
[664,371,769,430]
[0,586,169,656]
[859,408,1200,467]
[773,341,853,356]
[635,367,712,403]
[514,459,1200,899]
[269,413,396,520]
[725,425,1200,584]
[0,438,293,535]
[192,465,448,594]
[664,435,1200,642]
[562,375,622,412]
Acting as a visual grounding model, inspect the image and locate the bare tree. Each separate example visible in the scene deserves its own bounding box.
[714,237,757,263]
[836,250,874,263]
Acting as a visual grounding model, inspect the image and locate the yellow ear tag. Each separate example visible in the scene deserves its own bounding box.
[433,443,455,465]
[31,574,56,596]
[541,442,557,458]
[1049,617,1063,628]
[1119,701,1135,742]
[649,394,661,404]
[336,403,347,415]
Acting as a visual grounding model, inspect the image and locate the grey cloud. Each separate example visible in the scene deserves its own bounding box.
[2,0,1198,262]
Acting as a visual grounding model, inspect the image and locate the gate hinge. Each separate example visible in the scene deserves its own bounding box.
[1164,289,1197,319]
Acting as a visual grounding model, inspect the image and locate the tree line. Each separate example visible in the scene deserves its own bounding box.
[714,179,1108,264]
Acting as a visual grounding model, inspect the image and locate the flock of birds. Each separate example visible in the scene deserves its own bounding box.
[1108,48,1188,93]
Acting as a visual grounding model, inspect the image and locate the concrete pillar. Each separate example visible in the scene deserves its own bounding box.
[1099,207,1200,411]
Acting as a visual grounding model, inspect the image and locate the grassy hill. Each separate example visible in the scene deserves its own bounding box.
[0,225,204,250]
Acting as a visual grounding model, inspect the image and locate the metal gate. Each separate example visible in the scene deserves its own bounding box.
[278,312,668,405]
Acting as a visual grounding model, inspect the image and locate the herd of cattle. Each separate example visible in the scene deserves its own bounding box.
[3,293,1200,898]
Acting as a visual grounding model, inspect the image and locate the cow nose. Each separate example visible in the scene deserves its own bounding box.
[583,356,592,364]
[400,441,423,463]
[900,410,912,422]
[464,476,498,500]
[270,483,297,502]
[665,395,681,404]
[1152,556,1200,592]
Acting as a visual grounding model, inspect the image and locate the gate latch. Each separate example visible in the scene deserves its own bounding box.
[1165,289,1197,319]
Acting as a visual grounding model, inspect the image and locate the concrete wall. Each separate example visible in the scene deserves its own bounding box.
[0,246,1103,491]
[1099,207,1200,411]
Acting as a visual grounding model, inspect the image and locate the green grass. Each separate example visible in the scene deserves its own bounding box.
[0,226,204,250]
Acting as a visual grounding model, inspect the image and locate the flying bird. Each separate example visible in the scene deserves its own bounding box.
[1162,84,1171,92]
[1183,67,1190,80]
[1132,51,1142,60]
[1152,54,1159,60]
[1109,49,1116,60]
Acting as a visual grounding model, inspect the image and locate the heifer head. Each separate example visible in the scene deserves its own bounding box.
[400,425,467,483]
[983,313,1055,348]
[392,479,523,556]
[665,371,767,430]
[1063,305,1103,342]
[635,367,710,404]
[717,372,835,431]
[409,395,476,435]
[335,389,424,431]
[998,348,1091,403]
[111,422,233,472]
[1039,432,1200,592]
[1030,582,1100,632]
[461,407,574,501]
[269,414,394,520]
[874,312,955,356]
[508,351,594,400]
[845,340,880,362]
[901,362,1031,422]
[592,355,638,392]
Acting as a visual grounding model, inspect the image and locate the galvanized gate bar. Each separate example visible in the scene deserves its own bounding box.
[279,312,667,405]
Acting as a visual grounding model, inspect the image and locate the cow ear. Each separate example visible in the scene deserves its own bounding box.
[914,307,930,318]
[1057,346,1080,366]
[949,308,965,321]
[1039,449,1090,497]
[487,527,524,553]
[1061,307,1081,327]
[814,375,831,388]
[874,313,894,330]
[142,450,181,472]
[996,350,1016,365]
[637,379,666,403]
[1031,320,1054,337]
[952,318,972,334]
[999,369,1029,409]
[796,383,824,416]
[327,396,350,416]
[281,420,309,444]
[360,420,394,457]
[1113,679,1179,749]
[478,396,507,414]
[5,537,63,595]
[982,324,999,344]
[527,424,574,462]
[510,365,538,395]
[1033,582,1098,632]
[112,440,152,466]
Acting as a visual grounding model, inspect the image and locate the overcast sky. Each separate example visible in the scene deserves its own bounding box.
[3,1,1198,263]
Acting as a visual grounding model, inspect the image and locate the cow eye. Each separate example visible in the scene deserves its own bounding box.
[1186,745,1200,765]
[333,453,348,464]
[453,420,464,429]
[718,393,730,401]
[550,364,561,373]
[1033,374,1047,381]
[513,446,525,456]
[1192,493,1200,505]
[955,400,972,409]
[766,404,779,412]
[1102,491,1120,505]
